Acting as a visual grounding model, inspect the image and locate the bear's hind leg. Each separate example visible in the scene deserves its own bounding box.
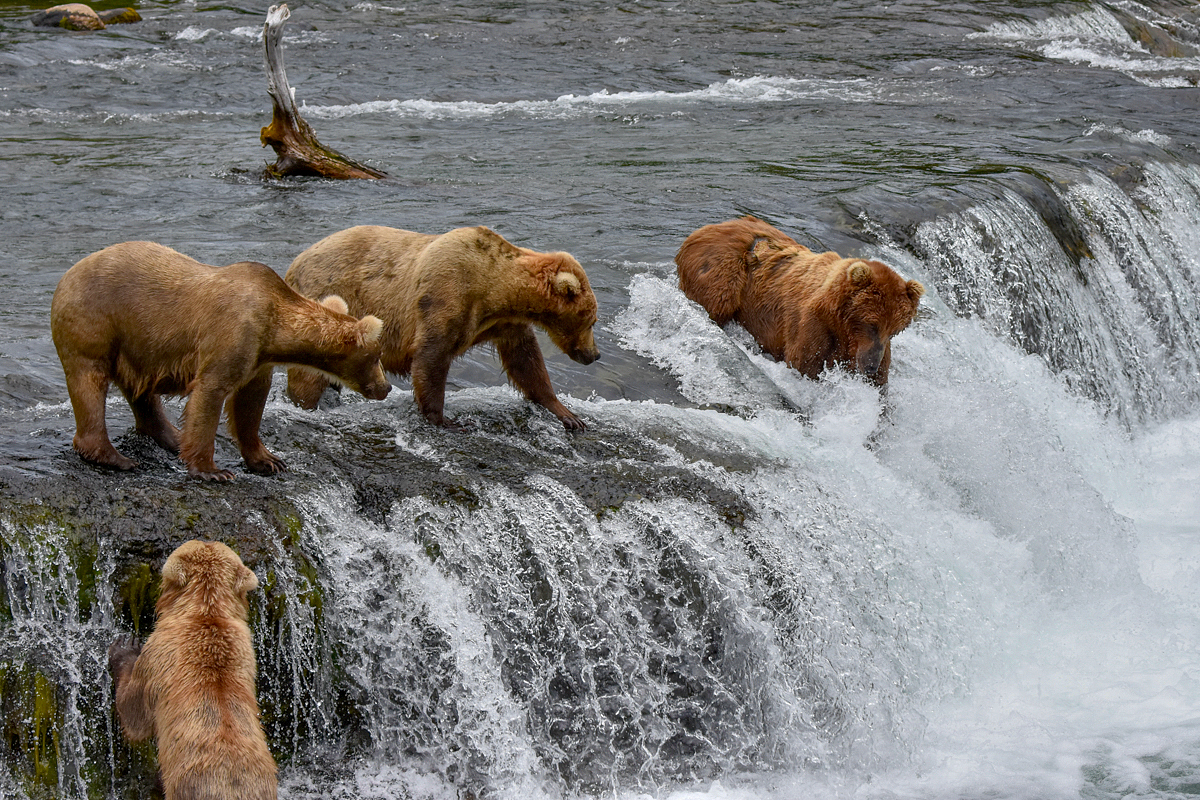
[63,358,136,470]
[126,391,182,454]
[227,367,287,475]
[286,366,330,410]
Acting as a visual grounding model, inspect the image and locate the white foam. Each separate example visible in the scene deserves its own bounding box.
[969,7,1200,86]
[174,25,215,41]
[301,76,897,121]
[68,51,200,72]
[969,7,1135,44]
[1083,123,1173,147]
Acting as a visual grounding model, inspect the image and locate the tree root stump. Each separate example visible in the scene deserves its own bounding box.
[259,4,387,180]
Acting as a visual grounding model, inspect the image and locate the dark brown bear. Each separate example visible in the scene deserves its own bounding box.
[50,241,390,481]
[108,540,276,800]
[284,225,599,430]
[676,216,924,386]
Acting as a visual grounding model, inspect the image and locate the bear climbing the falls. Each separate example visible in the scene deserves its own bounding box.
[108,540,277,800]
[285,224,600,430]
[676,216,925,387]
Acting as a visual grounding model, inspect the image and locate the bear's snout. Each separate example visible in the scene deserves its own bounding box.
[570,346,600,365]
[856,338,886,383]
[363,379,392,401]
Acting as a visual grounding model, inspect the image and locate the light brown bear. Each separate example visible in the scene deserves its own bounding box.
[108,540,276,800]
[284,225,600,430]
[676,216,924,386]
[50,241,391,481]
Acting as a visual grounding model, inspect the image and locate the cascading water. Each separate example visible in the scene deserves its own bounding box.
[3,1,1200,797]
[898,159,1200,423]
[0,523,121,799]
[4,152,1200,798]
[267,151,1200,797]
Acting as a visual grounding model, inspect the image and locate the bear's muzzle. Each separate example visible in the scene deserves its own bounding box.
[570,346,600,365]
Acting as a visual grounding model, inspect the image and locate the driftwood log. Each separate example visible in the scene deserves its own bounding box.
[259,4,386,180]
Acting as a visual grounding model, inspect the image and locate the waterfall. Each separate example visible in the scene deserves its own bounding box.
[3,155,1200,799]
[0,522,119,799]
[897,159,1200,423]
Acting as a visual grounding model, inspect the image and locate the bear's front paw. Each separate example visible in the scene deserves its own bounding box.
[108,635,142,676]
[77,444,138,471]
[246,455,288,475]
[558,411,587,432]
[425,411,471,432]
[439,418,473,433]
[190,466,236,482]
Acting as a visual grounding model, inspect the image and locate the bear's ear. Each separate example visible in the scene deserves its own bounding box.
[161,554,188,590]
[358,315,384,345]
[553,271,582,299]
[847,261,872,285]
[233,564,259,596]
[906,279,925,305]
[320,295,350,315]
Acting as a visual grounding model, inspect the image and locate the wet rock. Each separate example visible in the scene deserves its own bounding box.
[30,3,140,31]
[1108,6,1199,57]
[98,7,141,24]
[31,4,103,29]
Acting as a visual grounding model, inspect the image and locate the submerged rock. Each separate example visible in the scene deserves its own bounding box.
[1108,6,1200,57]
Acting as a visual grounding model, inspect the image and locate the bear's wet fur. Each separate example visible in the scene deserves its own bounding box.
[108,540,277,800]
[676,216,924,386]
[285,225,599,430]
[50,241,390,481]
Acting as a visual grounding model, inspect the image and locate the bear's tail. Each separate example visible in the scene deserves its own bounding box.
[675,216,796,324]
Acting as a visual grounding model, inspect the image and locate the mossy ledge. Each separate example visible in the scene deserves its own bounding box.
[0,472,342,799]
[0,396,761,798]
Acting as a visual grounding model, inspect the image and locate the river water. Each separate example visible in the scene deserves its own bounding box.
[2,0,1200,799]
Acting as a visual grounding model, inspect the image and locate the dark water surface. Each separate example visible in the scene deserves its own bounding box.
[3,1,1200,799]
[3,0,1197,411]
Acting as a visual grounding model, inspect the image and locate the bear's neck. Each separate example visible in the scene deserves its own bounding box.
[266,308,355,368]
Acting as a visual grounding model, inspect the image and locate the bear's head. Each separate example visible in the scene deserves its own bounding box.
[527,252,601,366]
[157,540,258,620]
[840,259,924,385]
[316,295,391,400]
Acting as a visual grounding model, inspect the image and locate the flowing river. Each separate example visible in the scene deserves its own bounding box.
[2,0,1200,798]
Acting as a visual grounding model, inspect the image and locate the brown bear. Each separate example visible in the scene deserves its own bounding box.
[675,216,924,386]
[50,241,391,481]
[108,540,276,800]
[284,224,600,430]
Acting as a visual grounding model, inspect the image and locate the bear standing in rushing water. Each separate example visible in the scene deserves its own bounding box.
[676,216,924,387]
[50,241,391,481]
[108,540,277,800]
[285,225,600,430]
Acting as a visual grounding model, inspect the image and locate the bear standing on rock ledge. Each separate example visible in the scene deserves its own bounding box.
[285,225,600,430]
[50,241,391,480]
[676,216,925,387]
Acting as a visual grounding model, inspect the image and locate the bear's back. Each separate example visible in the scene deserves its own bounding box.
[286,225,445,315]
[55,242,207,311]
[285,225,521,352]
[55,242,288,316]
